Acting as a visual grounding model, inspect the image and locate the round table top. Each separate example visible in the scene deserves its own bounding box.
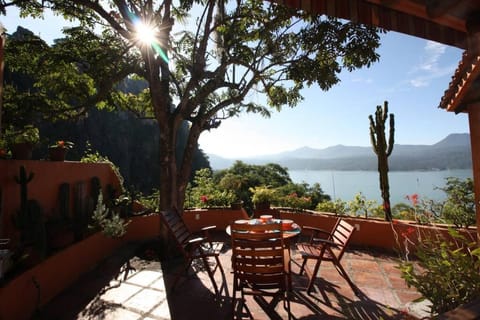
[226,219,301,239]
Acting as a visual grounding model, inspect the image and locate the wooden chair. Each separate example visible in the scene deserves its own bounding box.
[160,209,225,295]
[296,218,356,294]
[230,221,292,319]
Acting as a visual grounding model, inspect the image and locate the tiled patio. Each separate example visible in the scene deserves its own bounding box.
[37,232,427,319]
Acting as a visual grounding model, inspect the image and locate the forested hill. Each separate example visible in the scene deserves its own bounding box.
[208,133,472,171]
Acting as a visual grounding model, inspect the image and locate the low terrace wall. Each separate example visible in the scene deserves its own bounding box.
[0,214,159,320]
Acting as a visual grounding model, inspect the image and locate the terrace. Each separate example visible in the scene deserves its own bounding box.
[0,161,478,320]
[37,231,424,320]
[1,2,480,319]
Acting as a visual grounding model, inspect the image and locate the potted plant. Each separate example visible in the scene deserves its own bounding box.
[230,199,244,210]
[6,125,40,160]
[249,186,278,210]
[48,140,74,161]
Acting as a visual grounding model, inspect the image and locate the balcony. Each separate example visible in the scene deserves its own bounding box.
[0,161,477,319]
[37,230,424,320]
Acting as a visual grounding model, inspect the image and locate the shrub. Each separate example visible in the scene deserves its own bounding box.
[276,192,312,210]
[6,125,40,145]
[348,192,378,218]
[397,227,480,316]
[91,192,130,238]
[187,168,237,208]
[438,177,475,228]
[315,199,347,215]
[249,186,278,205]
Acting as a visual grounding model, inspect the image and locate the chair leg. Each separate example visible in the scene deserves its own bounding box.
[284,290,292,320]
[232,276,237,319]
[307,259,323,293]
[201,255,220,295]
[214,254,229,297]
[299,257,307,275]
[334,260,357,293]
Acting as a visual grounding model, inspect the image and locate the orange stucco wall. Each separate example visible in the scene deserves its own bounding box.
[468,105,480,241]
[0,214,159,320]
[0,160,122,243]
[183,208,250,232]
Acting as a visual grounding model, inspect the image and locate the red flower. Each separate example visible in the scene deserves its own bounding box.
[401,226,416,238]
[200,195,208,203]
[406,193,419,206]
[383,201,390,210]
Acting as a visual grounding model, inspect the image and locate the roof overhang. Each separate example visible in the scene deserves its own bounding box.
[438,53,480,113]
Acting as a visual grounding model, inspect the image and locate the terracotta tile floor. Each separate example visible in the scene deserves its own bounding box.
[38,233,428,319]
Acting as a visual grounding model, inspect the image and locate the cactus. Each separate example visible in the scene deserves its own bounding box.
[59,183,71,222]
[73,181,87,241]
[369,101,395,221]
[27,200,47,259]
[13,166,35,235]
[90,176,101,206]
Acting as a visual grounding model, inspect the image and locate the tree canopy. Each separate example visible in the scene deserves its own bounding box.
[1,0,383,211]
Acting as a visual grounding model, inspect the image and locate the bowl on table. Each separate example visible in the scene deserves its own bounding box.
[259,215,273,223]
[281,219,294,230]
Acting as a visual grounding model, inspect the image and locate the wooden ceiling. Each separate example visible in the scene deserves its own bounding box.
[272,0,480,113]
[272,0,480,49]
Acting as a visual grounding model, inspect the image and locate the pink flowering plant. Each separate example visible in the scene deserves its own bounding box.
[186,169,236,208]
[400,193,442,224]
[277,192,311,210]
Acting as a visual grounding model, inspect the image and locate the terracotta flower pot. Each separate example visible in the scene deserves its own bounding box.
[12,143,34,160]
[254,201,271,210]
[231,201,244,210]
[49,147,67,161]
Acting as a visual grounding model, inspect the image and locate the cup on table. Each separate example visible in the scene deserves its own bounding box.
[281,219,294,230]
[259,215,273,224]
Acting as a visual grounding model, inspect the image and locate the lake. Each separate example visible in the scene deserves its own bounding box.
[289,169,473,205]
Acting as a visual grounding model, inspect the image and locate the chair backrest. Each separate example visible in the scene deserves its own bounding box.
[330,219,356,261]
[231,221,288,289]
[160,209,191,255]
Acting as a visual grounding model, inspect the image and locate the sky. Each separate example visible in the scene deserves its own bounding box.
[1,7,469,159]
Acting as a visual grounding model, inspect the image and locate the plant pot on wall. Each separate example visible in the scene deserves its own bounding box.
[254,201,270,211]
[231,201,244,210]
[11,143,34,160]
[48,147,67,161]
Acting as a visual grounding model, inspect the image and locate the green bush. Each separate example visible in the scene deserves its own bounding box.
[187,168,237,208]
[348,192,378,218]
[6,124,40,145]
[438,177,475,228]
[91,192,130,238]
[276,192,311,210]
[249,186,278,205]
[398,228,480,316]
[315,199,347,214]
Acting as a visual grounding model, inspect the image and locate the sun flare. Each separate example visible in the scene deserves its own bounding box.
[135,21,157,45]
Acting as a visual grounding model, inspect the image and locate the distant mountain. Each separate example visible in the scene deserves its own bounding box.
[208,133,472,171]
[432,133,471,148]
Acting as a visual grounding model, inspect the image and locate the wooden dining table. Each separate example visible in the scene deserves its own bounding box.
[225,218,302,240]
